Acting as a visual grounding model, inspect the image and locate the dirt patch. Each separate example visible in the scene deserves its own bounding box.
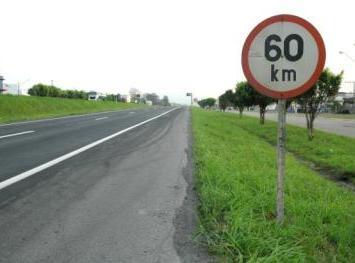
[292,154,355,191]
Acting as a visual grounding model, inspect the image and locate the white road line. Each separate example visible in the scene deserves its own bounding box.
[0,108,179,191]
[0,131,35,140]
[95,117,108,121]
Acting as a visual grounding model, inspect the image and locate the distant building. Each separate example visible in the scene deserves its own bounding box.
[2,83,21,95]
[336,92,354,113]
[129,88,141,103]
[343,97,355,113]
[335,91,353,101]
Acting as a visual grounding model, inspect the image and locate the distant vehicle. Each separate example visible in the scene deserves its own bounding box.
[88,91,106,101]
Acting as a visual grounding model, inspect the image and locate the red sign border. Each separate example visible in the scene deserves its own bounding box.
[241,14,326,99]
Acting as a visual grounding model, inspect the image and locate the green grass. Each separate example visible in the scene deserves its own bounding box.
[192,108,355,262]
[0,95,147,123]
[226,113,355,182]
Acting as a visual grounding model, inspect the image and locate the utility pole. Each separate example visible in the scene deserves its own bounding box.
[17,79,30,96]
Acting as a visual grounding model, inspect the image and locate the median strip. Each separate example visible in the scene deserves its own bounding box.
[192,108,355,261]
[0,108,178,191]
[0,131,35,140]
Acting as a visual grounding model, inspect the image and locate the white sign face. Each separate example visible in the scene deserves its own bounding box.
[242,15,325,99]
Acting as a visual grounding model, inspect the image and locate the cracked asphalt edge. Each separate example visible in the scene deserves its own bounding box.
[172,108,214,263]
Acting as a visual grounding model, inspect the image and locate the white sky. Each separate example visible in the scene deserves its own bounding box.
[1,0,355,104]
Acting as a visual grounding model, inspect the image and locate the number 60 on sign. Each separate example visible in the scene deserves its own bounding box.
[242,14,326,99]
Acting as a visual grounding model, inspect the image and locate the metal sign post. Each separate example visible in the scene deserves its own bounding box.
[276,99,286,221]
[186,92,193,106]
[242,14,326,222]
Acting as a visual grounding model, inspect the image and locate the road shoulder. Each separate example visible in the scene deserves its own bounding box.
[173,109,213,262]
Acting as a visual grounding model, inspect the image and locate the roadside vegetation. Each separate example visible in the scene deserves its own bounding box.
[215,69,344,140]
[0,95,146,124]
[295,69,343,140]
[28,83,88,99]
[228,114,355,183]
[197,98,216,108]
[192,108,355,261]
[27,83,122,102]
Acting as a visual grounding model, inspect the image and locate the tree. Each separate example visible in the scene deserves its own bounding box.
[205,97,216,108]
[218,94,228,111]
[28,83,88,100]
[197,99,206,108]
[296,68,343,140]
[249,86,274,125]
[234,82,253,117]
[28,84,49,97]
[129,88,141,103]
[224,89,235,107]
[104,94,119,102]
[198,97,216,109]
[144,93,160,105]
[161,95,170,106]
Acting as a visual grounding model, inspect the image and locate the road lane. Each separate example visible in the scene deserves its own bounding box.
[0,108,177,191]
[0,107,152,128]
[0,107,175,182]
[0,107,210,263]
[244,111,355,137]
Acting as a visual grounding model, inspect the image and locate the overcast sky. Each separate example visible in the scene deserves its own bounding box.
[1,0,354,104]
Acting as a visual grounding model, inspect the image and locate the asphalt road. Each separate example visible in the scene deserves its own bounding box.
[244,111,355,138]
[0,107,210,263]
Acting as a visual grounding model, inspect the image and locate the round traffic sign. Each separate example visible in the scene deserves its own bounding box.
[242,14,326,99]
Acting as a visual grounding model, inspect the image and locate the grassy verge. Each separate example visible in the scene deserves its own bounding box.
[228,113,355,182]
[0,95,147,123]
[192,108,355,262]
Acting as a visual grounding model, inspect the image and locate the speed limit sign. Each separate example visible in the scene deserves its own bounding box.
[242,14,326,99]
[241,14,326,222]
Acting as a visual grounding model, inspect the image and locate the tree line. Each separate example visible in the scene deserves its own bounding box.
[198,68,343,140]
[197,98,216,108]
[27,84,171,106]
[28,84,88,99]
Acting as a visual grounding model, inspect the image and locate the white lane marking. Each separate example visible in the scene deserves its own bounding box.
[129,112,135,114]
[0,108,179,191]
[95,117,108,121]
[0,130,35,140]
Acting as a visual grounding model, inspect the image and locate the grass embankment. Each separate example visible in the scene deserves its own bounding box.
[0,95,147,123]
[227,113,355,183]
[192,109,355,262]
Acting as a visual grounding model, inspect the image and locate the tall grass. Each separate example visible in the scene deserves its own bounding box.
[228,113,355,182]
[192,108,355,262]
[0,95,146,123]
